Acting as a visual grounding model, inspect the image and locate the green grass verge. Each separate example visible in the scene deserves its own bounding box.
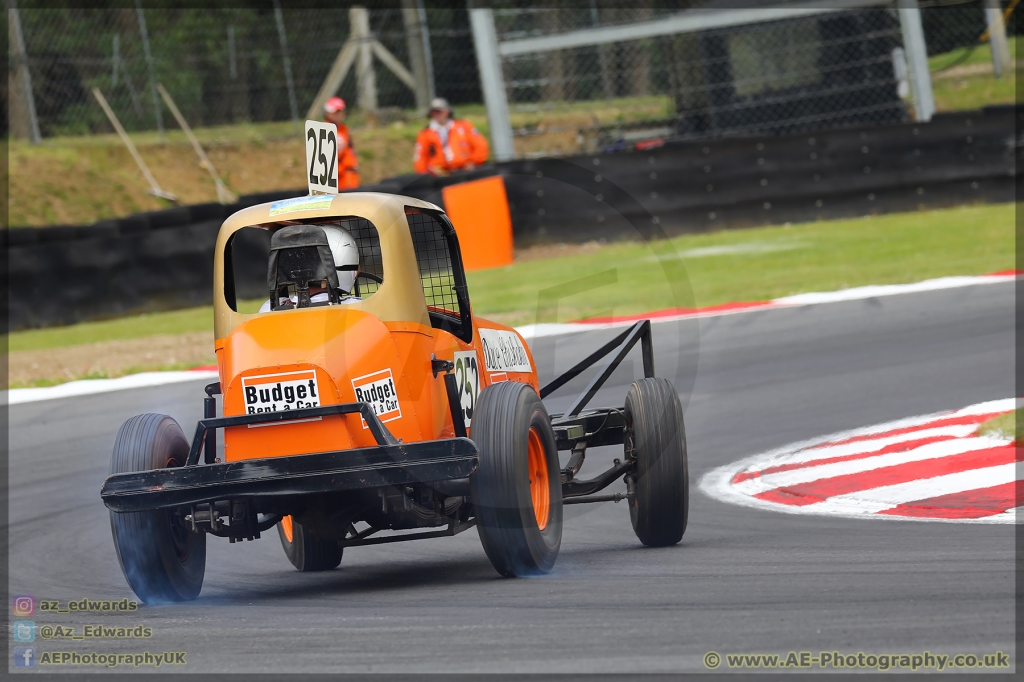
[6,202,1013,352]
[9,360,215,389]
[928,35,1021,71]
[467,202,1015,326]
[977,408,1019,441]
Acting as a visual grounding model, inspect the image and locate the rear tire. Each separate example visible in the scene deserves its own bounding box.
[471,381,562,577]
[109,414,206,603]
[624,378,689,547]
[277,516,342,571]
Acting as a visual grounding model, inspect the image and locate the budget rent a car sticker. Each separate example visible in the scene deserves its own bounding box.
[241,370,322,427]
[351,369,402,425]
[478,329,532,373]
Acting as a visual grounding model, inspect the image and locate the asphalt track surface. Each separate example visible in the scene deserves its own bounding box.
[8,281,1015,675]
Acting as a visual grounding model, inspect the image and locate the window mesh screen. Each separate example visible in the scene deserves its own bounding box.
[333,217,383,298]
[406,210,459,318]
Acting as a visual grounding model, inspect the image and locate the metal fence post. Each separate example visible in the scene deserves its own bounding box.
[273,0,300,132]
[984,0,1011,79]
[352,6,378,112]
[469,7,514,162]
[402,0,435,111]
[897,0,935,123]
[135,2,164,140]
[8,2,41,143]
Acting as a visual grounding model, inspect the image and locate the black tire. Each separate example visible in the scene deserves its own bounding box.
[277,516,342,571]
[470,381,562,577]
[624,378,689,547]
[109,414,206,603]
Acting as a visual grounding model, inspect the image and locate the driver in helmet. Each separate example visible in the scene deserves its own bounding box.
[259,225,361,312]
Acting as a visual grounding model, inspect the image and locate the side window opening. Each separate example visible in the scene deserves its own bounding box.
[406,207,472,343]
[224,218,383,313]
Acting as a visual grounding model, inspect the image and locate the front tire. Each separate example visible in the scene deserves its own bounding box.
[109,414,206,603]
[624,378,689,547]
[277,516,342,571]
[471,381,562,577]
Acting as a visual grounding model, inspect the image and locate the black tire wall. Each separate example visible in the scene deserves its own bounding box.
[5,108,1015,331]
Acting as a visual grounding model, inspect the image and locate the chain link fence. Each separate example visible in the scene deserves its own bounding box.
[7,2,1015,148]
[10,2,481,138]
[496,3,913,149]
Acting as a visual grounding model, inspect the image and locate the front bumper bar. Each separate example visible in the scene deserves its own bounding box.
[101,437,479,513]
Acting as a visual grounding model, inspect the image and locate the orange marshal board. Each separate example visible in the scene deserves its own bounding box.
[441,175,513,271]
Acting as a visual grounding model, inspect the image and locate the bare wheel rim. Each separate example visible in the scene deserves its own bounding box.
[527,427,550,530]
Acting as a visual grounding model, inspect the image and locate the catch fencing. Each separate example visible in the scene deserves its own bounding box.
[6,1,1016,152]
[496,3,910,141]
[8,2,481,138]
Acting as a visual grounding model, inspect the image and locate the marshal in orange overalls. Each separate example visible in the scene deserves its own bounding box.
[413,119,489,176]
[323,96,360,189]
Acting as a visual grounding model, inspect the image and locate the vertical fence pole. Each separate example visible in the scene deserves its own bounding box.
[352,6,378,112]
[8,3,41,144]
[112,34,119,88]
[984,0,1011,78]
[228,24,237,80]
[469,7,514,162]
[273,0,300,132]
[401,0,435,111]
[135,2,165,141]
[897,0,935,123]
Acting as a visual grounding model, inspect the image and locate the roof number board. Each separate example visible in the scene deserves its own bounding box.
[305,120,339,196]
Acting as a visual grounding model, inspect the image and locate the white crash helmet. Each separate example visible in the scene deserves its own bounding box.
[321,225,359,294]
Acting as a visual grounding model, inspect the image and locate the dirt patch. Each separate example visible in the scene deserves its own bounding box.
[513,240,608,263]
[9,332,214,387]
[932,60,1022,80]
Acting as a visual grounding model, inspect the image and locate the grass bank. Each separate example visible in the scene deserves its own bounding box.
[977,409,1019,441]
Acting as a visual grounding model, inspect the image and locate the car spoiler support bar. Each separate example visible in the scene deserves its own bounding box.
[184,401,399,466]
[540,320,653,418]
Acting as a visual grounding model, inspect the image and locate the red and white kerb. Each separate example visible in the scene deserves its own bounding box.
[701,399,1021,523]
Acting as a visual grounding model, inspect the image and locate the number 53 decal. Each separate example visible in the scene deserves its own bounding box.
[304,120,338,195]
[453,351,479,428]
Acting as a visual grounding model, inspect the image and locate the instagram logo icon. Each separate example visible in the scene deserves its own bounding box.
[12,595,34,617]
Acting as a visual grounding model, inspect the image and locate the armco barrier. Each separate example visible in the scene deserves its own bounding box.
[4,107,1017,331]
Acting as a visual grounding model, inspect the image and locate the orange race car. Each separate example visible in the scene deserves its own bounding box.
[100,141,688,603]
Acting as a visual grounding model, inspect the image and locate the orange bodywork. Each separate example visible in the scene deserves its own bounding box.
[211,193,535,463]
[217,311,536,462]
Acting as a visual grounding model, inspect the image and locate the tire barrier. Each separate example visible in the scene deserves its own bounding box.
[5,107,1016,331]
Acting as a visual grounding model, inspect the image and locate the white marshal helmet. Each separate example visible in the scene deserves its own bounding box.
[321,225,360,294]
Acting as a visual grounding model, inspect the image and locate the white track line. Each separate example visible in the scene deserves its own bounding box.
[700,398,1021,524]
[4,370,219,405]
[733,436,1008,497]
[6,274,1017,405]
[813,463,1017,516]
[732,424,982,477]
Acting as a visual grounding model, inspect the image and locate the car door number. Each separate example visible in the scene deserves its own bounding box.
[453,351,479,428]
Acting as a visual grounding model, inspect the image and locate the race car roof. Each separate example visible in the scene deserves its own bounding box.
[213,192,444,340]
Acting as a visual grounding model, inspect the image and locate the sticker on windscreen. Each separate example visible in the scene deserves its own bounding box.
[241,370,321,427]
[352,369,402,426]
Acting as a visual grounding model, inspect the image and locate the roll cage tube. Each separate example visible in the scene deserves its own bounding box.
[410,208,474,344]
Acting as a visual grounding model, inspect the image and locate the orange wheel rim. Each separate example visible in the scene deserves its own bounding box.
[527,427,550,530]
[281,515,294,543]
